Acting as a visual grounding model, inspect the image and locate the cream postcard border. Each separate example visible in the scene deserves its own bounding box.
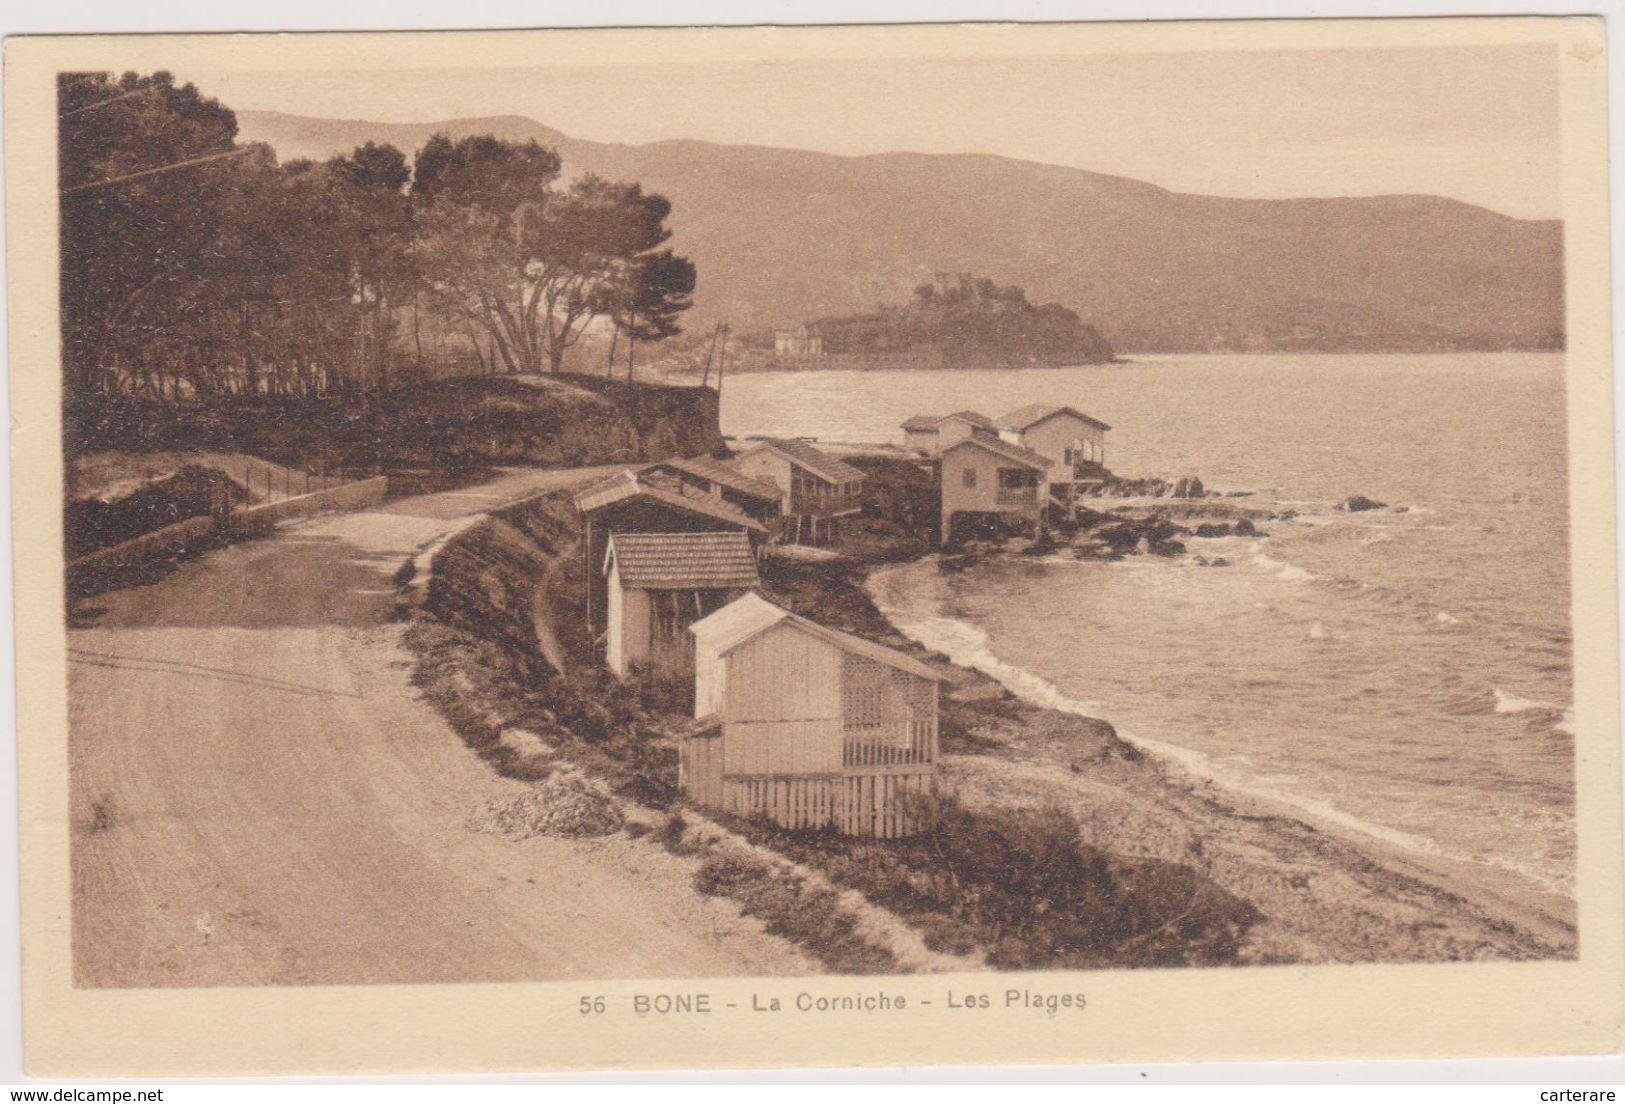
[6,17,1620,1077]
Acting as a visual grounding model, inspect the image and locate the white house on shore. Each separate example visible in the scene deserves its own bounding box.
[938,434,1052,543]
[727,438,867,545]
[998,404,1112,487]
[901,410,1000,455]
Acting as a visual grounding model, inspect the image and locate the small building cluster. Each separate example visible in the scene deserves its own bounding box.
[573,441,934,837]
[773,324,824,357]
[902,404,1112,542]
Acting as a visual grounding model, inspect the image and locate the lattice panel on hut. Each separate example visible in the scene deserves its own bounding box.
[842,655,931,738]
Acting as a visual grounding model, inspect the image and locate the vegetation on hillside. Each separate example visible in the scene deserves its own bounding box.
[781,274,1114,367]
[59,71,695,415]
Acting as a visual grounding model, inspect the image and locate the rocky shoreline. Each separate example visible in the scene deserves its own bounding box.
[763,469,1579,965]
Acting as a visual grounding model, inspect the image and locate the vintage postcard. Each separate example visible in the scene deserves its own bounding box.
[7,17,1622,1077]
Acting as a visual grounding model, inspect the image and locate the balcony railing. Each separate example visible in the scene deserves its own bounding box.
[843,721,936,768]
[995,487,1039,506]
[790,490,864,517]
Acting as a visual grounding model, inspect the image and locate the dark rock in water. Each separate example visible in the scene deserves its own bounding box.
[1233,517,1258,537]
[1188,477,1205,498]
[1275,509,1299,521]
[1390,505,1410,514]
[1339,495,1387,512]
[1150,539,1186,557]
[1171,477,1190,498]
[1210,557,1231,567]
[1194,522,1232,538]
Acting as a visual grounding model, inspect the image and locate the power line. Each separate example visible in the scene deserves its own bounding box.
[58,87,155,119]
[61,147,254,196]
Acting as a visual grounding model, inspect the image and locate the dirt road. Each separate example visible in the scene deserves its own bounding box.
[68,467,814,987]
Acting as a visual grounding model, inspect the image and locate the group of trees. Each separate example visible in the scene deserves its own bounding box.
[804,272,1114,367]
[59,70,696,405]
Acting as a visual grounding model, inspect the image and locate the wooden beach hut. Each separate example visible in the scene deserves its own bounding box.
[602,531,761,678]
[727,438,866,545]
[573,470,767,647]
[938,434,1053,543]
[680,593,943,838]
[638,455,784,524]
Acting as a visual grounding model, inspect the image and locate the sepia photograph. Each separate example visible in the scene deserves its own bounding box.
[7,14,1622,1077]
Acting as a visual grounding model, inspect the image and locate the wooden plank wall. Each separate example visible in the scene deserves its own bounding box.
[679,734,725,810]
[726,719,842,775]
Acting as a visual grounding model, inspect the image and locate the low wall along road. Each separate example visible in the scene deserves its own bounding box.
[67,475,391,578]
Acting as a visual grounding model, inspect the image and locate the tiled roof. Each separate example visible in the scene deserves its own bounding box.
[943,433,1053,470]
[689,593,943,682]
[741,438,866,485]
[572,470,766,533]
[999,403,1112,433]
[643,456,782,504]
[902,410,998,434]
[606,531,761,590]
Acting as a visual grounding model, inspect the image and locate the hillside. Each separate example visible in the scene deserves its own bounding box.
[238,109,1565,354]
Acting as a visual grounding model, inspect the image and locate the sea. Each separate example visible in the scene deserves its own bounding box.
[721,353,1575,898]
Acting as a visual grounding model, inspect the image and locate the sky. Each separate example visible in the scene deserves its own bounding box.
[184,43,1562,219]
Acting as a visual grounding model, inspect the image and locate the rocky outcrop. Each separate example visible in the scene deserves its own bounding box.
[1192,517,1264,539]
[1338,495,1388,513]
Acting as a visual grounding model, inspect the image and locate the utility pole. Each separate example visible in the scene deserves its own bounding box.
[699,322,722,389]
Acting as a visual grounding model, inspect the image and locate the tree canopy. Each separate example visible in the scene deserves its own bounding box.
[59,70,697,406]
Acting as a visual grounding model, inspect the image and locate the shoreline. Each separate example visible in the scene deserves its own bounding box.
[852,551,1576,963]
[404,465,1576,968]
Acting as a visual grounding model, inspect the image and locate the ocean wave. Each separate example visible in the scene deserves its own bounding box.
[1249,546,1315,582]
[1493,688,1576,736]
[885,611,1105,717]
[1493,687,1564,715]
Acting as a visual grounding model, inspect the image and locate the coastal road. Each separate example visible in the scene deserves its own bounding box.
[68,466,814,988]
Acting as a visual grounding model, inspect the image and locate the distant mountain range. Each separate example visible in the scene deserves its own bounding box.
[238,109,1565,354]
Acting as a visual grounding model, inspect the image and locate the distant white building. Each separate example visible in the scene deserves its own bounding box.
[774,325,824,357]
[900,410,1000,455]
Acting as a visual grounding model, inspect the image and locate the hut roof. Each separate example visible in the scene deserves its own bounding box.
[942,433,1053,470]
[605,532,761,590]
[999,403,1112,433]
[690,593,943,681]
[643,455,782,504]
[572,470,766,533]
[902,410,998,433]
[736,438,866,485]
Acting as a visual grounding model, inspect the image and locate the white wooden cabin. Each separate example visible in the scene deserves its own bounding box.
[998,404,1112,484]
[938,434,1052,543]
[900,410,999,456]
[681,593,942,838]
[727,438,866,545]
[603,531,760,678]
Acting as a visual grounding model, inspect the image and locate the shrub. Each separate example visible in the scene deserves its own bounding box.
[748,792,1261,970]
[692,852,898,975]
